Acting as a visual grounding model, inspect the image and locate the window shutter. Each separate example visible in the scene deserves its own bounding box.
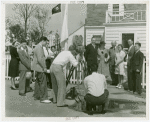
[119,4,124,15]
[108,4,113,12]
[108,4,113,15]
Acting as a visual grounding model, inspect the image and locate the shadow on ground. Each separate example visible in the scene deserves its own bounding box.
[68,98,146,115]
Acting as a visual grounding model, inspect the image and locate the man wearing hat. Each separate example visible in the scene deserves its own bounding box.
[32,36,51,103]
[50,45,82,107]
[131,42,144,95]
[85,36,98,75]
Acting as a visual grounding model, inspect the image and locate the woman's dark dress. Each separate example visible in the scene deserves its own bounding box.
[8,46,19,77]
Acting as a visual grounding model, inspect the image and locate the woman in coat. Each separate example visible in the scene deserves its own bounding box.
[97,41,112,82]
[8,41,20,90]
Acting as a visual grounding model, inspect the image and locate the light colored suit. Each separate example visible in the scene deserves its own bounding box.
[32,43,47,72]
[109,46,118,85]
[32,43,48,101]
[18,49,31,71]
[109,46,118,66]
[18,47,31,94]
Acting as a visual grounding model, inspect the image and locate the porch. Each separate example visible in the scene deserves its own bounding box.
[105,10,146,23]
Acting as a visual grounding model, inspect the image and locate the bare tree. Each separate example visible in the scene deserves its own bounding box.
[13,4,38,39]
[35,7,51,37]
[5,17,12,30]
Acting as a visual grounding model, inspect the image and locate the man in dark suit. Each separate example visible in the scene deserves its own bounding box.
[18,40,33,96]
[127,39,135,92]
[32,36,51,103]
[85,36,98,75]
[131,42,144,95]
[109,41,118,85]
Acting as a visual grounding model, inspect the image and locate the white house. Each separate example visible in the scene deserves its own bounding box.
[84,4,147,56]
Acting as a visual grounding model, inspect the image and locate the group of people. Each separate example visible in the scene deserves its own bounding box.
[8,37,57,99]
[8,36,82,106]
[8,35,144,114]
[84,36,144,96]
[81,36,144,114]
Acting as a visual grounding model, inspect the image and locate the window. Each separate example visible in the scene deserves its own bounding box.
[113,4,119,14]
[122,33,134,49]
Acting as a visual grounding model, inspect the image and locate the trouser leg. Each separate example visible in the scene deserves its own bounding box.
[19,71,27,94]
[54,69,66,106]
[33,78,40,99]
[101,103,106,113]
[132,71,136,93]
[50,71,57,103]
[48,74,52,89]
[127,66,133,91]
[36,72,48,101]
[25,77,31,92]
[110,65,116,85]
[136,72,142,94]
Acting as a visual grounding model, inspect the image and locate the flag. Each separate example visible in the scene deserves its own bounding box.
[60,4,68,50]
[52,4,61,14]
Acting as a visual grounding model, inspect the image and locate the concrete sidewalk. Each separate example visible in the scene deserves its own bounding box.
[5,80,146,117]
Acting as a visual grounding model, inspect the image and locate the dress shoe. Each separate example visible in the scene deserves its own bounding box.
[34,98,40,100]
[52,102,57,104]
[26,87,33,93]
[10,86,17,90]
[92,106,96,111]
[128,90,132,92]
[133,91,136,94]
[111,83,117,86]
[57,104,68,107]
[118,85,122,89]
[19,93,26,96]
[116,84,119,88]
[100,110,106,114]
[26,89,33,93]
[88,111,93,115]
[40,100,51,104]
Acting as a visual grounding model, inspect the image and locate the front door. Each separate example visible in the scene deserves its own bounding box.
[122,33,134,49]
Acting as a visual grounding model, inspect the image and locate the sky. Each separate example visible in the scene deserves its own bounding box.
[5,4,87,36]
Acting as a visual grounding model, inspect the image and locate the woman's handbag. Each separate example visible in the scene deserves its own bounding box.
[26,72,32,79]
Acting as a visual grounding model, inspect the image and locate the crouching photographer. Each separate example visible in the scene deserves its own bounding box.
[84,67,109,115]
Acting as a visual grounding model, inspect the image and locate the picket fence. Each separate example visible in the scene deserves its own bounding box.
[5,52,146,89]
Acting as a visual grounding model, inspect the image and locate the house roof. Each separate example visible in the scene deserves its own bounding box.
[69,25,85,37]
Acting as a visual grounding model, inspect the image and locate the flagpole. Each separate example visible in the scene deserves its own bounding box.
[67,4,68,50]
[60,4,63,52]
[61,4,62,26]
[60,4,68,51]
[65,4,68,51]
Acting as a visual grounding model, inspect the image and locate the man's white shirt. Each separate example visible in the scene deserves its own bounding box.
[43,47,54,58]
[84,72,107,97]
[52,51,78,67]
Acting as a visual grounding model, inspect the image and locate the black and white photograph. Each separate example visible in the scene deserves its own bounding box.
[1,0,149,120]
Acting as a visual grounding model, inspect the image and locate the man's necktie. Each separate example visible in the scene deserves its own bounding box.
[46,47,49,55]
